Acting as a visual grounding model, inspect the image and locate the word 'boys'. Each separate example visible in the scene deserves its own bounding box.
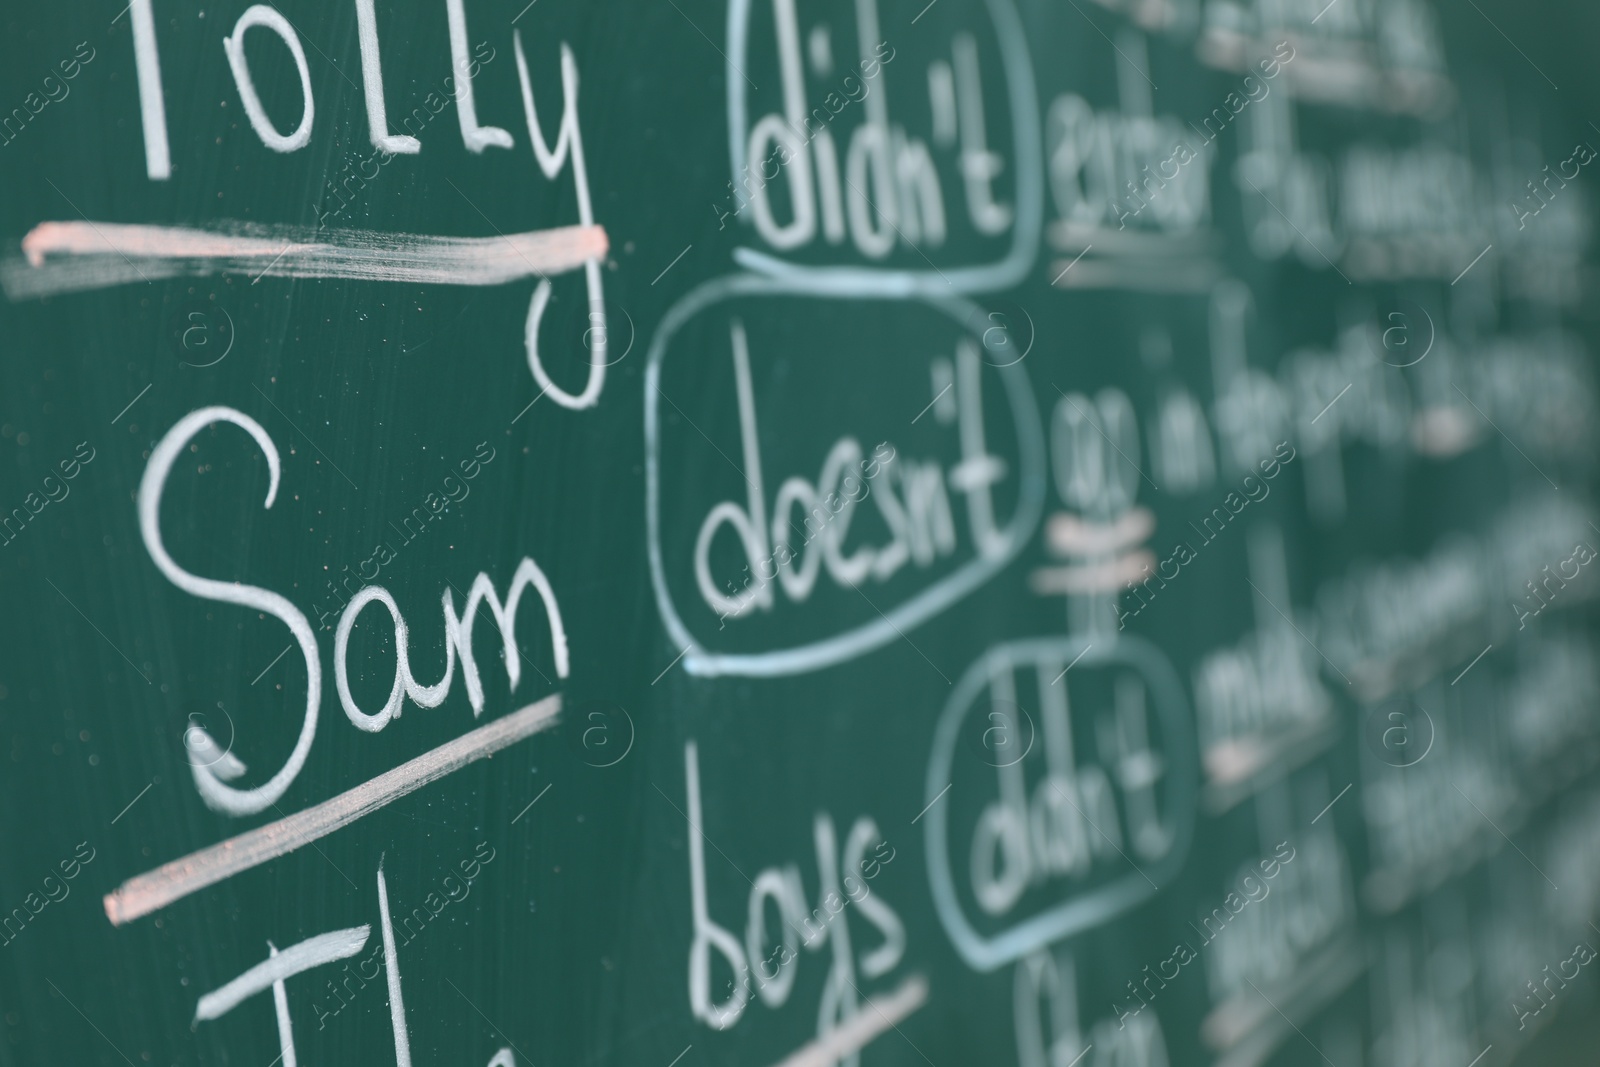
[683,742,906,1045]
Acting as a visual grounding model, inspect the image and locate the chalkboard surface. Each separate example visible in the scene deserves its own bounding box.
[3,0,1600,1066]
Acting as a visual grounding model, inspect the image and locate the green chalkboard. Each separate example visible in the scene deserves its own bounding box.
[4,0,1600,1065]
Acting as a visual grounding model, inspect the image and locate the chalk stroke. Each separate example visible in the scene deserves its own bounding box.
[141,407,318,817]
[765,975,928,1067]
[104,694,561,926]
[377,858,414,1067]
[645,274,1046,678]
[726,0,1041,294]
[923,636,1196,971]
[195,926,370,1021]
[1044,509,1155,557]
[128,0,171,180]
[5,220,607,299]
[269,943,297,1067]
[355,0,421,154]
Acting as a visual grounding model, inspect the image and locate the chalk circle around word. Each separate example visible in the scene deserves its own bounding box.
[1372,299,1435,369]
[1362,698,1435,768]
[168,297,236,369]
[181,704,237,770]
[965,299,1035,368]
[565,699,635,768]
[960,699,1036,768]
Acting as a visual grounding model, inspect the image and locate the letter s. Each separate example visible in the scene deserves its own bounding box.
[843,817,904,979]
[140,407,320,816]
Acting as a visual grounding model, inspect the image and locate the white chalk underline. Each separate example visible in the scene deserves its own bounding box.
[104,693,562,927]
[6,220,608,299]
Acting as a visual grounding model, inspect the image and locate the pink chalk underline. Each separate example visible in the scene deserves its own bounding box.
[104,693,561,926]
[6,220,607,298]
